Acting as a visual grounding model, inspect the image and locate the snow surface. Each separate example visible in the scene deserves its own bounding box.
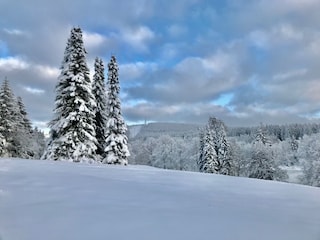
[0,158,320,240]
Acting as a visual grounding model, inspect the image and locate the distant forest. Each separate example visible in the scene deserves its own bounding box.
[129,120,320,187]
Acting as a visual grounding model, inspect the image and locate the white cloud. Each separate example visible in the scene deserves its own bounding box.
[83,31,107,49]
[34,65,59,79]
[248,30,269,49]
[3,28,28,36]
[272,24,304,41]
[305,33,320,56]
[24,86,45,95]
[174,51,239,87]
[203,52,237,74]
[125,50,246,105]
[273,68,308,81]
[120,61,157,81]
[121,26,155,52]
[282,0,318,9]
[160,43,180,59]
[0,57,29,71]
[167,24,187,38]
[248,23,303,50]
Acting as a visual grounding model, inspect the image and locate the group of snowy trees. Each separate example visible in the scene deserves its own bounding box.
[291,134,320,187]
[42,27,129,164]
[130,134,198,171]
[229,123,320,141]
[198,118,287,181]
[130,117,319,185]
[0,78,45,158]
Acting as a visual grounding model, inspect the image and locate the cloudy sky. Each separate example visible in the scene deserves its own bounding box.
[1,0,320,130]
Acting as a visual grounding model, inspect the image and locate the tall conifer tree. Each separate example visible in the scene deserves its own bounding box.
[103,56,129,165]
[208,117,232,175]
[198,117,232,175]
[0,79,17,140]
[17,96,33,133]
[0,78,18,156]
[198,126,219,173]
[42,27,97,162]
[92,57,108,157]
[13,96,34,158]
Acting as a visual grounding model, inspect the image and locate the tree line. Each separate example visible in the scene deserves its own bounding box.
[229,122,320,141]
[198,117,287,180]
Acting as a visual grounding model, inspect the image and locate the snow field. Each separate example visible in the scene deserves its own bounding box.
[0,158,319,240]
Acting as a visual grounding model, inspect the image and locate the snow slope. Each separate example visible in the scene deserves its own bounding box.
[0,158,319,240]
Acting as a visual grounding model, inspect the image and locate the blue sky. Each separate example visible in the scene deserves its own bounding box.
[1,0,320,130]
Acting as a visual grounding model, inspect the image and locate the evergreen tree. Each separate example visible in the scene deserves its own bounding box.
[0,79,16,140]
[92,57,108,157]
[0,78,20,156]
[198,117,232,175]
[17,96,33,133]
[255,125,271,146]
[42,27,97,162]
[103,55,130,165]
[198,131,205,171]
[14,96,37,158]
[11,96,32,158]
[208,117,232,175]
[201,127,218,173]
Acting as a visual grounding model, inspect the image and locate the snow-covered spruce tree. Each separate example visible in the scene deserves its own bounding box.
[92,57,108,157]
[198,130,205,171]
[0,79,21,157]
[11,96,35,158]
[199,126,219,173]
[17,96,33,133]
[209,117,232,174]
[102,55,129,165]
[198,117,232,175]
[42,27,97,162]
[254,126,271,146]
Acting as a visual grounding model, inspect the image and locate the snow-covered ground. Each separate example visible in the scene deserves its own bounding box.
[0,158,319,240]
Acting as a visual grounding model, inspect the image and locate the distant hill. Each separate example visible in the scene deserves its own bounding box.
[128,122,202,139]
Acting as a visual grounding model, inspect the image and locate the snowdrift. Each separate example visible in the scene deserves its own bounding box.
[0,158,319,240]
